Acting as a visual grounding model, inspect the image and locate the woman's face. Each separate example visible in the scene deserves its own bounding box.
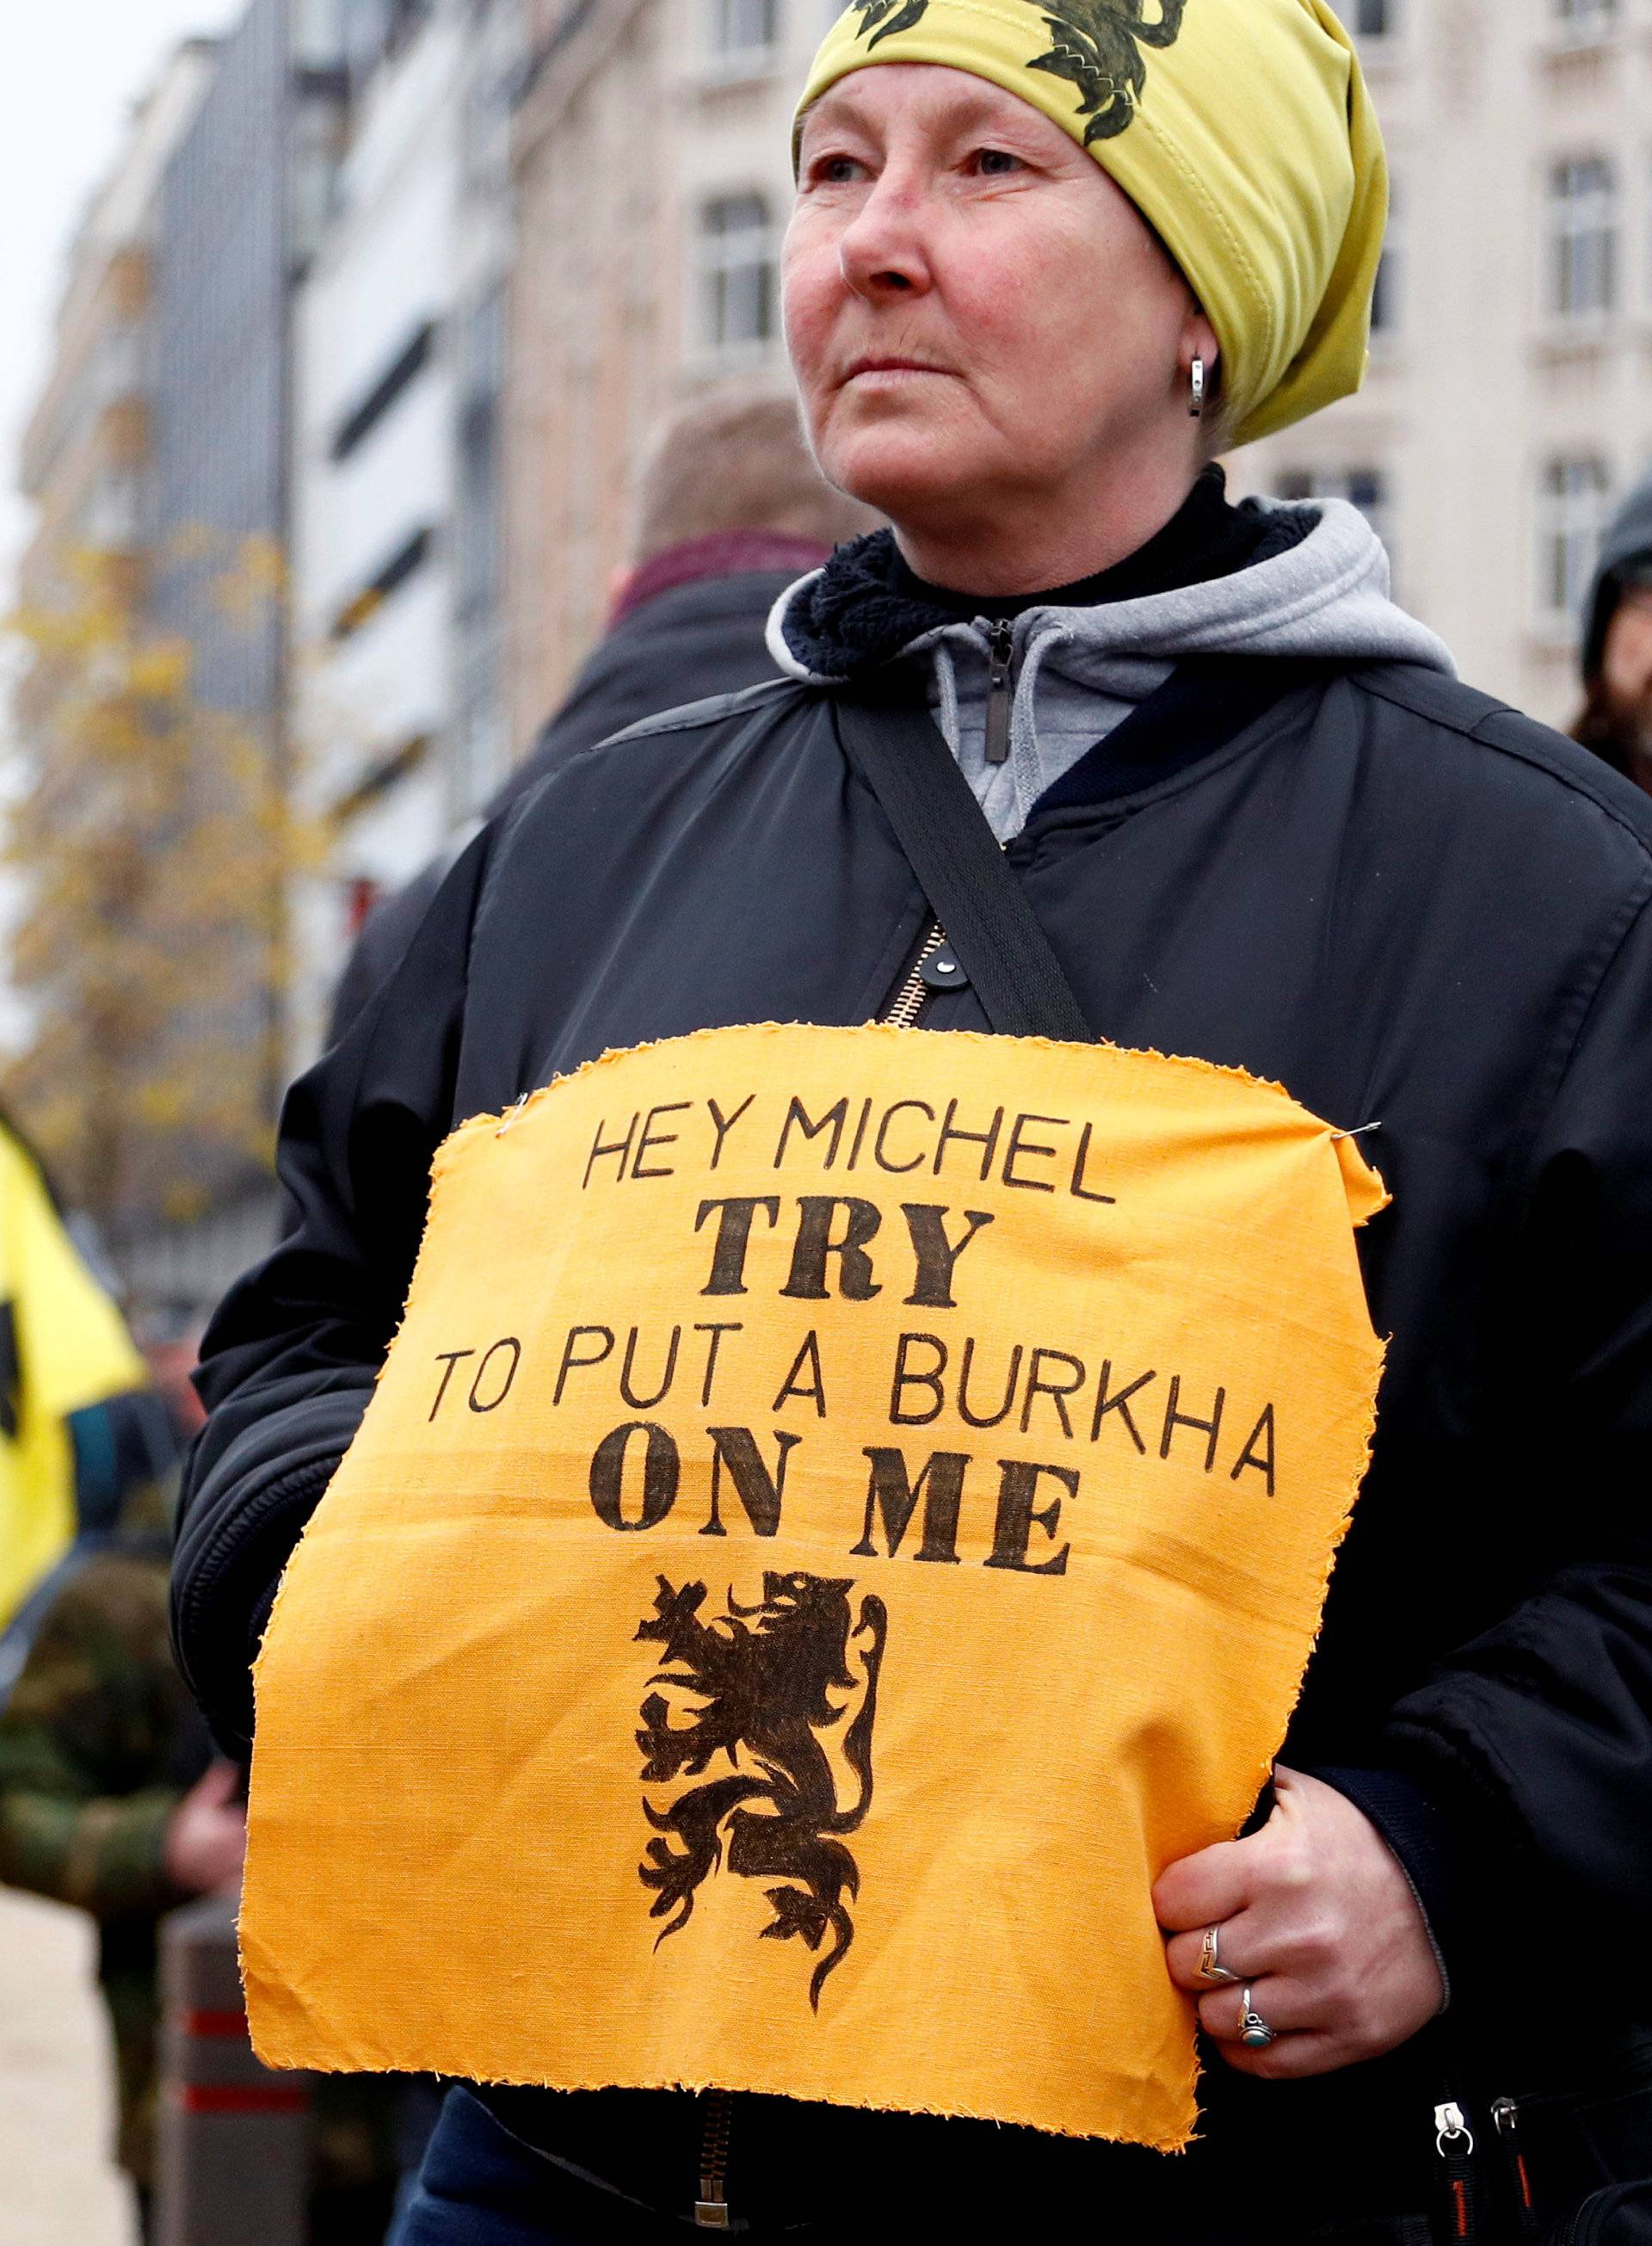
[786,65,1207,540]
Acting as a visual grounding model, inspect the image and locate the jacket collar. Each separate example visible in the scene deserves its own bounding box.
[609,532,834,627]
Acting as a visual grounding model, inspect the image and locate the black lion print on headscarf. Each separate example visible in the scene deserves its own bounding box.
[850,0,929,45]
[847,0,1188,144]
[1027,0,1188,141]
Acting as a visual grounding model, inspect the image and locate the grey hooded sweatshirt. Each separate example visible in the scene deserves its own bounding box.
[768,497,1456,841]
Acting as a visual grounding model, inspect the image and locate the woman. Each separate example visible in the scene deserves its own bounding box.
[175,1,1652,2238]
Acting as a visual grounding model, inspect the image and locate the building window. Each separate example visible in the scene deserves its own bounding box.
[342,0,386,77]
[700,194,778,357]
[330,321,437,462]
[1553,0,1618,40]
[709,0,779,60]
[330,524,435,639]
[1354,0,1394,35]
[1276,467,1396,589]
[1371,176,1400,338]
[1536,457,1611,622]
[454,294,505,625]
[385,0,434,58]
[343,0,433,83]
[1549,157,1618,319]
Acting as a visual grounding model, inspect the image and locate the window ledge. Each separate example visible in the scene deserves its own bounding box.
[686,49,784,92]
[682,337,786,383]
[1532,318,1623,364]
[1535,25,1625,65]
[1526,619,1584,657]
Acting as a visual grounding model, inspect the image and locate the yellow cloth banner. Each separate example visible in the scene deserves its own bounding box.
[244,1023,1386,2150]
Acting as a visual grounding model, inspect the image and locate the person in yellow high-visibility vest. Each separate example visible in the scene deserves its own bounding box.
[0,1116,162,1669]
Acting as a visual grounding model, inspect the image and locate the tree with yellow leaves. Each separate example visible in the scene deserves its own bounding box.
[3,540,321,1256]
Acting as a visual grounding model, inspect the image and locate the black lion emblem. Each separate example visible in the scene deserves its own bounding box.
[846,0,1188,145]
[849,0,930,47]
[635,1570,889,2008]
[1026,0,1188,144]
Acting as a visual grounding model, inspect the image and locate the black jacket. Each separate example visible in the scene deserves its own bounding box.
[176,656,1652,2231]
[328,567,807,1040]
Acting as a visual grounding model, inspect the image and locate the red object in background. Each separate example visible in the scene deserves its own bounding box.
[143,1337,207,1435]
[346,876,382,937]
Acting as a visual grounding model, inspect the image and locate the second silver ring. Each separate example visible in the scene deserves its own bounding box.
[1239,1987,1276,2049]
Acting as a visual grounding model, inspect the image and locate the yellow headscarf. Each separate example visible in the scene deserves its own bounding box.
[795,0,1387,447]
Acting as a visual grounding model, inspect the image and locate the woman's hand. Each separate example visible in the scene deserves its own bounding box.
[1153,1766,1444,2078]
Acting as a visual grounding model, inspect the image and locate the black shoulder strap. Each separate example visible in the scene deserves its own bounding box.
[834,695,1094,1044]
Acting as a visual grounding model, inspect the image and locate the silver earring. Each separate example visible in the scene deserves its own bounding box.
[1189,356,1206,420]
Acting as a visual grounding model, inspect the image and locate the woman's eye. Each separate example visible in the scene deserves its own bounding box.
[974,147,1023,176]
[811,154,865,185]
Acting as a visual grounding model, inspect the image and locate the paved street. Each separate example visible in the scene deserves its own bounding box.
[0,1888,136,2246]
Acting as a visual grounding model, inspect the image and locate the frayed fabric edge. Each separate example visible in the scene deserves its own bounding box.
[238,2018,1199,2157]
[435,1019,1389,1228]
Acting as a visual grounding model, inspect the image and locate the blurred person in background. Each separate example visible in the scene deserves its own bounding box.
[1575,466,1652,796]
[0,1111,174,1707]
[0,1453,404,2243]
[0,1459,243,2239]
[329,386,879,1038]
[0,1437,404,2246]
[0,1256,400,2240]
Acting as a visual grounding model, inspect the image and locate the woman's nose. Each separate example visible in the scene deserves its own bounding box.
[837,174,935,302]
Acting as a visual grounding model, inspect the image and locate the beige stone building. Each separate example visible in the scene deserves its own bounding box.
[1239,0,1652,732]
[507,0,828,744]
[502,0,1647,748]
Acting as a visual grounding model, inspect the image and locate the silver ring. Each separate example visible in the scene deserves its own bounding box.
[1239,1987,1276,2049]
[1197,1925,1241,1986]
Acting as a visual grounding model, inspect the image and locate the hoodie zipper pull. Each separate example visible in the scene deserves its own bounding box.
[984,620,1014,766]
[1491,2097,1540,2236]
[1435,2100,1479,2243]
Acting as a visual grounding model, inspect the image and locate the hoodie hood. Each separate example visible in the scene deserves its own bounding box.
[767,498,1454,842]
[768,498,1454,687]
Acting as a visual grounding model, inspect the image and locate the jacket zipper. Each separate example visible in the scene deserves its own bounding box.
[882,923,947,1028]
[883,613,1013,1018]
[1490,2096,1541,2236]
[1435,2099,1479,2243]
[984,620,1014,766]
[694,2085,734,2228]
